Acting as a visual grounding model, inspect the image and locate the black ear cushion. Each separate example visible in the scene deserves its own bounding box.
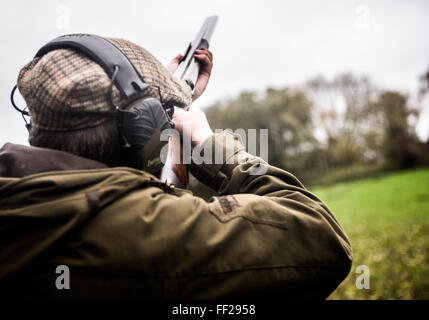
[118,98,171,147]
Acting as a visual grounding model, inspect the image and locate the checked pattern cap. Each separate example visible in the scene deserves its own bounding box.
[17,37,193,131]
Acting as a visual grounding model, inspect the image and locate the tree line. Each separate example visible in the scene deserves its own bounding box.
[204,72,429,185]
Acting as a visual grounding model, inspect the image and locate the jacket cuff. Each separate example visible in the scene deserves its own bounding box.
[189,131,248,191]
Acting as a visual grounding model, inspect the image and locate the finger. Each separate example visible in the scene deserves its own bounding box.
[202,48,213,60]
[171,54,183,62]
[194,54,212,69]
[167,54,183,73]
[194,53,211,61]
[194,52,213,66]
[194,52,212,63]
[195,48,212,60]
[194,49,212,58]
[167,54,183,67]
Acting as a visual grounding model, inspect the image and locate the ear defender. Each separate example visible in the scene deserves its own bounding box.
[11,34,177,175]
[116,98,175,173]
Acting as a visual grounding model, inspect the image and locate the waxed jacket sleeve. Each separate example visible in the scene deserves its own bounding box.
[164,130,353,299]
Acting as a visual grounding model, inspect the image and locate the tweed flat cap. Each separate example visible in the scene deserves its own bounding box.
[17,37,192,131]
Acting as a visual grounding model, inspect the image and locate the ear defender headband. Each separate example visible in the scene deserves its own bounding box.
[11,34,175,174]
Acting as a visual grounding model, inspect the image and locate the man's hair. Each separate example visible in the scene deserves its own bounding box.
[29,120,124,167]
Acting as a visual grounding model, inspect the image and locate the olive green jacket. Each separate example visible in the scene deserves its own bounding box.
[0,131,352,299]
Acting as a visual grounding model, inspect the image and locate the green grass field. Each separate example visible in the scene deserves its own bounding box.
[311,167,429,299]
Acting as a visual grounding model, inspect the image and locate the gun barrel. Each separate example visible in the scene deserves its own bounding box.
[174,16,218,88]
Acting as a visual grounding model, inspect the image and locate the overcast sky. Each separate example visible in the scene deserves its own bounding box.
[1,0,428,146]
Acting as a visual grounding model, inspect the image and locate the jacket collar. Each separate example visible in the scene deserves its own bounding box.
[0,143,108,178]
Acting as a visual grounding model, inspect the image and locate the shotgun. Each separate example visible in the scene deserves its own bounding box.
[160,16,218,188]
